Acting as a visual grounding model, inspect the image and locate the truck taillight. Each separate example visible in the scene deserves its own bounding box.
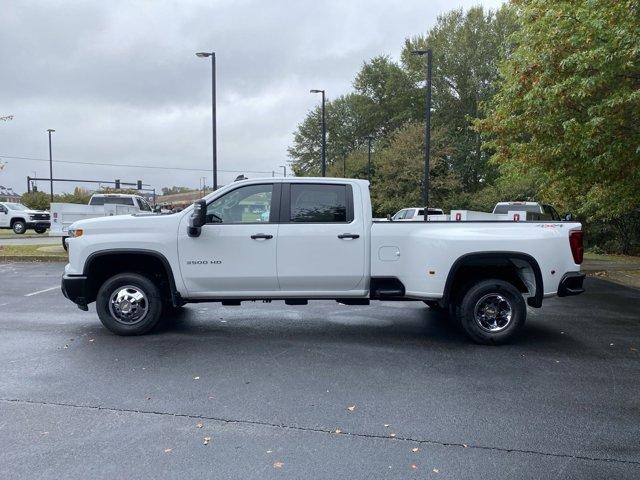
[569,229,583,264]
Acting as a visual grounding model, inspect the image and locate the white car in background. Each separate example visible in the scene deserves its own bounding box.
[0,202,50,234]
[493,202,563,221]
[391,207,444,221]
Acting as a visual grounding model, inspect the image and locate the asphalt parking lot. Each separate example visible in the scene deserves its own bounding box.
[0,262,638,479]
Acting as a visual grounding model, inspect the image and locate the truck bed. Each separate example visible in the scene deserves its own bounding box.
[370,220,580,299]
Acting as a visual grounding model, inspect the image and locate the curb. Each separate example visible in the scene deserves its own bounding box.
[0,255,67,263]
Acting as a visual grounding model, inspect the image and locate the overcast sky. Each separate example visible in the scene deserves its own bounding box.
[0,0,504,195]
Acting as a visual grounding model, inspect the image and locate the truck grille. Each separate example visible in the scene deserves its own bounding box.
[32,213,50,221]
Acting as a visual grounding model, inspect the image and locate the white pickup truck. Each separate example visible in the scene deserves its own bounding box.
[50,193,153,249]
[0,202,50,234]
[61,177,585,344]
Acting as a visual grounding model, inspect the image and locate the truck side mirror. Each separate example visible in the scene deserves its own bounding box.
[564,213,573,221]
[188,200,207,237]
[386,214,392,222]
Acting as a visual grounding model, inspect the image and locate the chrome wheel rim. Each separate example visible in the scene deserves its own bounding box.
[473,293,512,333]
[14,223,25,233]
[108,285,149,325]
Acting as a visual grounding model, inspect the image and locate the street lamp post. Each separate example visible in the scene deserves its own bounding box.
[196,52,218,190]
[279,165,287,177]
[366,135,374,183]
[47,129,55,202]
[411,49,432,221]
[310,89,326,176]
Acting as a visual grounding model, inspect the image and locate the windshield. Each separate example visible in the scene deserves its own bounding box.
[493,204,541,214]
[4,203,29,211]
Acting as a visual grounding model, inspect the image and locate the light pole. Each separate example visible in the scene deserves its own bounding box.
[196,52,217,190]
[47,129,55,201]
[366,135,374,182]
[310,89,326,176]
[411,49,432,221]
[279,165,287,177]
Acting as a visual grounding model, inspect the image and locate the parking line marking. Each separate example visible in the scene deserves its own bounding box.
[24,286,59,297]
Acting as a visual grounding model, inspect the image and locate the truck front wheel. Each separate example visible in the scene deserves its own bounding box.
[96,273,163,335]
[457,279,526,345]
[12,220,26,234]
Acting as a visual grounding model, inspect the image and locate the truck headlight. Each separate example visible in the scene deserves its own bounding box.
[68,228,84,238]
[29,215,36,220]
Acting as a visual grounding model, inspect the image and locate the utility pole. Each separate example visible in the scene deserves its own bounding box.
[47,129,55,202]
[310,89,326,176]
[280,165,287,177]
[366,135,374,183]
[411,49,432,221]
[196,52,218,190]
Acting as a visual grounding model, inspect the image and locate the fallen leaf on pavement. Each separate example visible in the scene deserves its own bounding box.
[196,422,203,428]
[411,464,417,470]
[384,424,390,427]
[193,376,200,380]
[389,433,396,438]
[411,447,419,453]
[164,448,172,453]
[334,429,342,434]
[433,468,439,473]
[347,405,356,412]
[266,450,273,454]
[89,339,95,342]
[203,437,211,445]
[273,461,284,469]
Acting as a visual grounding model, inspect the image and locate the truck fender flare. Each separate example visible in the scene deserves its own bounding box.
[83,249,181,306]
[10,217,26,226]
[442,251,544,308]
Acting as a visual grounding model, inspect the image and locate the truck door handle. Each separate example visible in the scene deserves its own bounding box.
[337,233,360,239]
[251,233,273,240]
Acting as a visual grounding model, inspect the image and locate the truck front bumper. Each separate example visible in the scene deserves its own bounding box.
[557,272,585,297]
[61,274,89,310]
[26,221,50,229]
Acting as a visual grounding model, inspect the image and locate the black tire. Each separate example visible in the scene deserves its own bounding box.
[456,279,526,345]
[62,237,69,251]
[96,273,163,335]
[12,220,26,234]
[34,226,47,234]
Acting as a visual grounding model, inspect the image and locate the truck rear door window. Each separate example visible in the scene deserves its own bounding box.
[90,197,135,206]
[289,184,351,223]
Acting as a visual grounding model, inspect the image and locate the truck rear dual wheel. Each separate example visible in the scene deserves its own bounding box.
[456,279,526,345]
[34,226,47,234]
[96,273,163,335]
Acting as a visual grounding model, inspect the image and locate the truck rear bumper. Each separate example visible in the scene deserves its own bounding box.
[557,272,585,297]
[61,274,89,310]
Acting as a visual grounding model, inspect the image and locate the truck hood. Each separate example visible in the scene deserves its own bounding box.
[70,212,182,232]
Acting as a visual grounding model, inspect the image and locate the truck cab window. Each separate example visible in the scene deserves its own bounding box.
[207,184,273,223]
[289,184,348,223]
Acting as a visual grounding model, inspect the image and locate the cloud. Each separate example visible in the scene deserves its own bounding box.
[0,0,504,193]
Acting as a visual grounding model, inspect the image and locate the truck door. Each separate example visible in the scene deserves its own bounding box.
[0,204,8,227]
[277,183,366,293]
[179,183,279,295]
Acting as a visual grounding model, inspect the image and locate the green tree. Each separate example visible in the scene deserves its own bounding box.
[20,191,50,210]
[477,0,640,228]
[369,122,461,216]
[402,5,519,192]
[288,5,518,193]
[56,187,92,205]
